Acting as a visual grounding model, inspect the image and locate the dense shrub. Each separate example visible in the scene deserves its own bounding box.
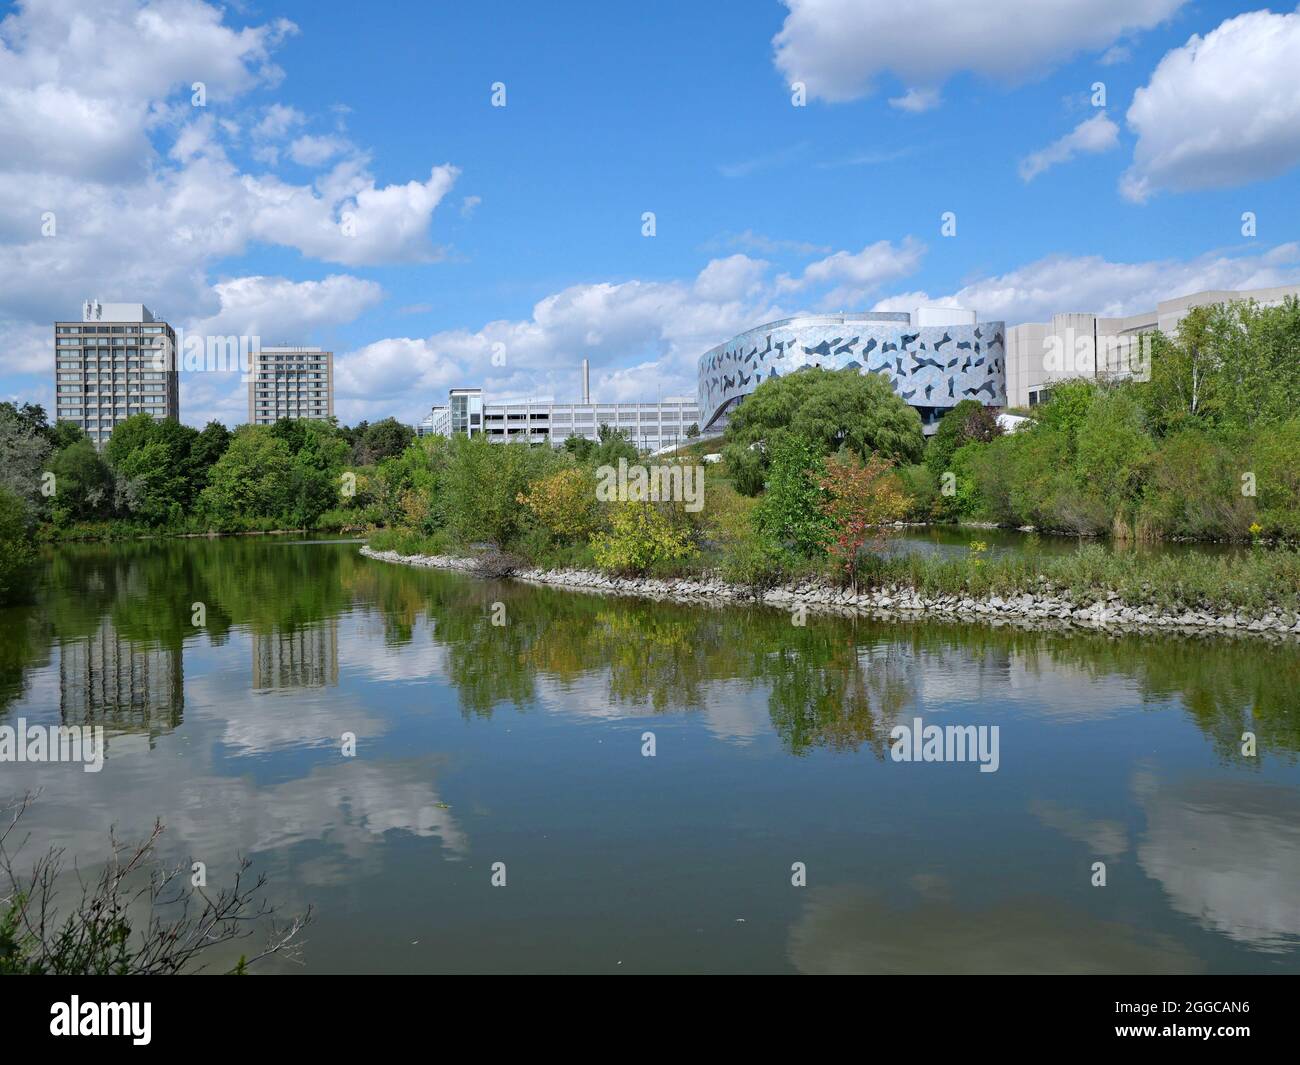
[753,439,830,556]
[895,463,939,522]
[817,453,911,579]
[517,466,601,543]
[925,399,1004,477]
[1249,416,1300,539]
[590,501,697,575]
[440,436,566,546]
[1138,428,1253,540]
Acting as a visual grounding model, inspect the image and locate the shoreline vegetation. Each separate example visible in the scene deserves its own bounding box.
[359,542,1300,641]
[3,297,1299,616]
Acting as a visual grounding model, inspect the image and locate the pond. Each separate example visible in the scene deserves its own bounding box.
[1,537,1297,973]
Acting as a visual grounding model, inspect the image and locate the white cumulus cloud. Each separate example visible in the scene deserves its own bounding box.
[331,259,798,424]
[1121,8,1300,202]
[288,133,352,167]
[0,0,296,182]
[0,0,461,411]
[778,238,926,309]
[772,0,1186,104]
[1019,111,1120,182]
[873,242,1300,325]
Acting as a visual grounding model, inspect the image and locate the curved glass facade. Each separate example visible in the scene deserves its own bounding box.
[697,311,1007,431]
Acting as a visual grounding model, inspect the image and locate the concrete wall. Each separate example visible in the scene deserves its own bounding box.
[1002,284,1300,408]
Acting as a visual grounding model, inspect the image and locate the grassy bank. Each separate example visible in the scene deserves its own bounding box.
[858,543,1300,613]
[367,528,1300,616]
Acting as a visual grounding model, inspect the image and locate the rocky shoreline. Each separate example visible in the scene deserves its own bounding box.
[359,545,1300,642]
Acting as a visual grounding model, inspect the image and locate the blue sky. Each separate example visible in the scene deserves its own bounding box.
[2,0,1299,426]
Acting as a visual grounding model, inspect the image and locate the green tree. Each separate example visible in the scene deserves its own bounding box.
[1141,309,1218,435]
[189,420,232,496]
[941,441,987,520]
[105,414,200,525]
[753,438,830,556]
[1139,297,1300,438]
[441,436,565,546]
[1033,379,1098,447]
[1072,389,1154,518]
[200,427,298,524]
[722,368,924,495]
[591,425,639,467]
[1202,297,1300,434]
[48,420,88,451]
[924,399,1004,477]
[297,421,350,474]
[354,417,415,465]
[0,487,36,604]
[0,404,53,508]
[268,417,309,455]
[1141,427,1253,539]
[0,402,51,442]
[284,459,337,528]
[1250,415,1300,538]
[562,434,595,462]
[48,438,113,525]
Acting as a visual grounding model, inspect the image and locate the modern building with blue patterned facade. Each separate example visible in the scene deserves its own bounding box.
[697,309,1006,434]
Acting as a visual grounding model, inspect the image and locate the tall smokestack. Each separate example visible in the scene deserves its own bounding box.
[581,358,590,403]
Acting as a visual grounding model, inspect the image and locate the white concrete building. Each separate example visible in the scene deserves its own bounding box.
[420,386,701,452]
[54,302,179,449]
[1004,284,1300,408]
[248,346,334,425]
[420,363,704,452]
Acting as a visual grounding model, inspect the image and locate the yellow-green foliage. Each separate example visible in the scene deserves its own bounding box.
[700,477,758,549]
[517,466,600,542]
[590,501,697,575]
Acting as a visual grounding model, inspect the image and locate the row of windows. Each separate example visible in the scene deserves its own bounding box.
[550,414,691,421]
[58,410,170,417]
[59,412,168,421]
[59,388,170,395]
[484,429,688,444]
[58,339,165,347]
[56,325,167,335]
[485,410,695,419]
[58,408,170,416]
[60,408,167,416]
[485,408,696,416]
[56,352,167,361]
[66,372,168,379]
[56,373,169,380]
[55,358,173,369]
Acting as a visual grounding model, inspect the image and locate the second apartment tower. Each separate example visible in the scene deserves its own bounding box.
[248,346,334,425]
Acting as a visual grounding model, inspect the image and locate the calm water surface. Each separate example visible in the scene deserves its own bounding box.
[1,538,1297,974]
